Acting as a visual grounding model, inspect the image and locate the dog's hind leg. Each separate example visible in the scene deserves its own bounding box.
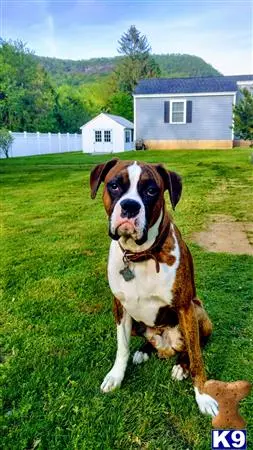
[178,302,218,417]
[172,352,190,380]
[193,298,213,346]
[133,341,156,364]
[172,301,212,381]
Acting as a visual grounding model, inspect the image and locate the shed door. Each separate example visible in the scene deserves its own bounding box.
[93,129,113,153]
[124,129,133,151]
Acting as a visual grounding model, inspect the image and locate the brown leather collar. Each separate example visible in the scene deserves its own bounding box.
[118,212,170,273]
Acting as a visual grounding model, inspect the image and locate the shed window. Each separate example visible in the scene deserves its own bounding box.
[95,130,102,142]
[125,130,131,143]
[104,130,111,142]
[171,101,186,124]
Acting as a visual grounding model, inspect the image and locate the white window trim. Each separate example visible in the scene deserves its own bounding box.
[133,91,236,98]
[94,129,102,143]
[104,129,112,143]
[170,99,186,124]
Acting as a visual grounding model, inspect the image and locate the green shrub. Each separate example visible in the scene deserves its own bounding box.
[0,128,14,158]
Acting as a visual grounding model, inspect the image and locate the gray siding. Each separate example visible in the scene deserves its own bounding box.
[135,95,234,140]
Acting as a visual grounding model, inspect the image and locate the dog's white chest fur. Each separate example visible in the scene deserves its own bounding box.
[108,225,180,327]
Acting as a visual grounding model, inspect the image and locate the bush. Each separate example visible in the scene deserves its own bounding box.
[0,128,14,158]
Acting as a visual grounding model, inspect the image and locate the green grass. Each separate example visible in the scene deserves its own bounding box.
[1,149,252,450]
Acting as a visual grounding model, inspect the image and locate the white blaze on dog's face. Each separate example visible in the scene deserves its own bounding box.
[90,159,182,245]
[110,162,146,244]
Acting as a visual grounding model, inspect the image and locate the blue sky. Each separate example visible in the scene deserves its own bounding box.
[1,0,252,75]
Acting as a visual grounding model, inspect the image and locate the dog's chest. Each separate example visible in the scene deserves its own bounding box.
[108,239,180,327]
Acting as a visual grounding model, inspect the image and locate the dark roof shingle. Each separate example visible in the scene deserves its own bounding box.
[134,75,253,95]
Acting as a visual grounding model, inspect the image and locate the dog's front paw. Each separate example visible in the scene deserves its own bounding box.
[100,369,123,393]
[194,387,219,417]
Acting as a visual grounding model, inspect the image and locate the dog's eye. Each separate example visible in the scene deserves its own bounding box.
[110,183,119,191]
[147,187,157,196]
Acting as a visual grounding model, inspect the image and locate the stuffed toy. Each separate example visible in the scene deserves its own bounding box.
[203,379,251,429]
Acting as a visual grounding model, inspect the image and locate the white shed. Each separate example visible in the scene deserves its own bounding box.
[80,113,134,154]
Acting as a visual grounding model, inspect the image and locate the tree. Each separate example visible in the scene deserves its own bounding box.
[115,26,160,94]
[106,92,133,121]
[79,77,116,117]
[117,25,151,59]
[0,39,58,132]
[0,128,14,158]
[232,89,253,146]
[56,85,91,132]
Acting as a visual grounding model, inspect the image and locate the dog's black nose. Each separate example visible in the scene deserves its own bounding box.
[120,199,141,219]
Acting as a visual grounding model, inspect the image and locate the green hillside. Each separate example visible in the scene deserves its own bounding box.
[0,39,222,133]
[35,53,221,86]
[153,54,221,78]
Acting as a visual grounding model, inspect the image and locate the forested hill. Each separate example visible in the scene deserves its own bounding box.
[35,53,221,86]
[0,39,222,134]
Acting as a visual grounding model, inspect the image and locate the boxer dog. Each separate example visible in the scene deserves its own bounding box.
[90,158,218,416]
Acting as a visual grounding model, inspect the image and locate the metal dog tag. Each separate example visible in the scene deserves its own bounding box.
[119,266,135,282]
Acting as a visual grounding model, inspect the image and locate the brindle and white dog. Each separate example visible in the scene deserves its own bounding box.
[90,158,218,417]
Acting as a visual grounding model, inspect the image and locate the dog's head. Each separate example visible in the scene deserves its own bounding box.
[90,159,182,245]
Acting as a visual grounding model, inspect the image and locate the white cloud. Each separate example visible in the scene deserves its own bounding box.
[26,14,58,57]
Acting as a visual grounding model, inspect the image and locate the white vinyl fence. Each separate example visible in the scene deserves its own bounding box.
[3,131,82,158]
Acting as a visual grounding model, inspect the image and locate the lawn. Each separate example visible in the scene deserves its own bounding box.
[1,149,252,450]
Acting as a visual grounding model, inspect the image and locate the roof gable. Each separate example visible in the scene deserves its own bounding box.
[103,113,134,128]
[134,75,253,95]
[80,113,133,129]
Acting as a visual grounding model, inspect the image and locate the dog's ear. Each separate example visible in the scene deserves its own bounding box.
[90,158,119,199]
[156,165,182,210]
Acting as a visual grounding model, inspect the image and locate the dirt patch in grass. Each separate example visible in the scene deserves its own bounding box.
[192,215,253,255]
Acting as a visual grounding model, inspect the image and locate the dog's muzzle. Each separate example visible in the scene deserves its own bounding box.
[109,198,147,244]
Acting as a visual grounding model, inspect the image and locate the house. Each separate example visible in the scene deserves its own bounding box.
[133,75,253,149]
[80,113,134,154]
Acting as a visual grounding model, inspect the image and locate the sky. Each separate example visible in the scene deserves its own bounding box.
[0,0,252,75]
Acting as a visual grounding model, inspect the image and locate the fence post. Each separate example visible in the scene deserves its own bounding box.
[75,133,77,151]
[24,131,27,158]
[9,131,13,158]
[48,132,51,153]
[58,132,61,153]
[67,132,70,152]
[37,131,40,155]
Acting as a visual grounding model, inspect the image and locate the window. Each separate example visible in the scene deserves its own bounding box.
[131,129,134,142]
[104,130,111,142]
[125,130,131,143]
[171,101,186,124]
[95,130,102,142]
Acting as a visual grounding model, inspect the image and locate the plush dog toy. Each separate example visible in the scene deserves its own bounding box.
[203,380,251,429]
